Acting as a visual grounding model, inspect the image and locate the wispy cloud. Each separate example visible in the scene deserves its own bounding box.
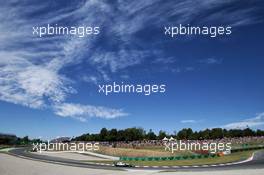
[0,54,73,109]
[0,1,128,120]
[152,57,176,64]
[222,113,264,129]
[89,49,148,73]
[0,0,262,121]
[171,68,182,73]
[185,67,195,72]
[54,103,128,122]
[120,75,130,79]
[180,119,198,124]
[82,75,99,84]
[199,58,222,64]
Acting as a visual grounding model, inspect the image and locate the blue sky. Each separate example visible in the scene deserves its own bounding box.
[0,0,264,139]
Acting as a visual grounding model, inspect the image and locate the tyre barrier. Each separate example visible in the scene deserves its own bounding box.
[119,154,220,161]
[120,145,264,161]
[231,145,264,153]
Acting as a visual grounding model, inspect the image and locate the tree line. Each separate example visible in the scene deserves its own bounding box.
[0,134,41,145]
[73,127,264,142]
[2,128,264,145]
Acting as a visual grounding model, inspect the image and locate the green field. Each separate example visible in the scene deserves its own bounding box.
[95,142,264,158]
[87,150,254,166]
[94,146,193,157]
[123,151,253,166]
[0,145,11,152]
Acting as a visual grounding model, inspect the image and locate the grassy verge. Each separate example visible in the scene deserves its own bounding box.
[94,146,192,157]
[124,151,253,166]
[85,150,254,166]
[0,146,11,152]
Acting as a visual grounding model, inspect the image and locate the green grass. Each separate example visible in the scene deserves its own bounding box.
[94,145,195,158]
[85,151,254,166]
[232,143,264,150]
[0,146,12,152]
[123,151,253,166]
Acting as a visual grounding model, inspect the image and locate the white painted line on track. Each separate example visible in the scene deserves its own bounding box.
[151,166,159,168]
[9,149,256,170]
[172,166,179,168]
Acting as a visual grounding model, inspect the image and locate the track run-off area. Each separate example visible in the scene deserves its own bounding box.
[3,147,264,171]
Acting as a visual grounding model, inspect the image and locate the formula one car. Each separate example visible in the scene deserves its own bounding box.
[114,161,133,167]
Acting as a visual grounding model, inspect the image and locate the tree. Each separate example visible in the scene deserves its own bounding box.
[177,128,193,139]
[210,128,223,139]
[21,136,29,144]
[199,129,210,139]
[158,130,167,140]
[146,129,157,140]
[72,127,263,142]
[117,130,125,141]
[243,128,254,137]
[108,129,118,141]
[190,131,200,140]
[229,129,243,137]
[256,129,264,136]
[99,128,108,140]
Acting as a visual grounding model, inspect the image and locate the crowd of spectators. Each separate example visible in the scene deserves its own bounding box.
[97,136,264,149]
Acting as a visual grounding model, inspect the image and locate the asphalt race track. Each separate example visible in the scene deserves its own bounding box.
[7,148,264,171]
[8,148,121,170]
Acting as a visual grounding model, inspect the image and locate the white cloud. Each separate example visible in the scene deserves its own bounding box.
[0,1,128,120]
[82,75,99,84]
[0,0,262,121]
[0,2,71,109]
[120,75,130,79]
[199,58,222,64]
[185,67,195,72]
[171,68,181,73]
[152,57,176,64]
[54,103,128,122]
[90,49,147,73]
[180,119,198,124]
[222,113,264,129]
[0,55,71,108]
